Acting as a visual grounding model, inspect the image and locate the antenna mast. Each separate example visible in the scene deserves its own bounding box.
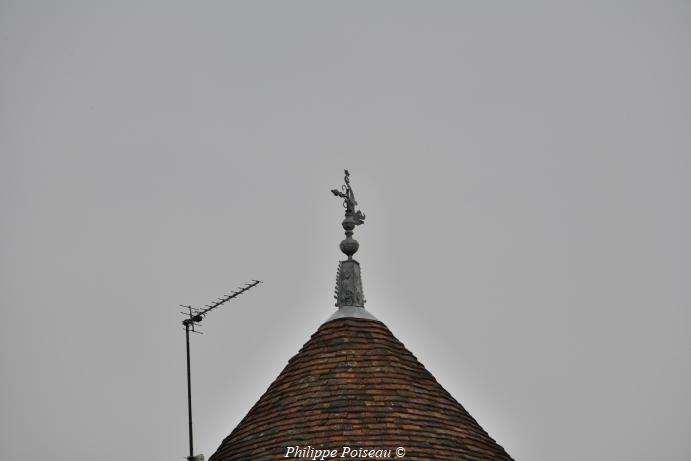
[180,279,262,461]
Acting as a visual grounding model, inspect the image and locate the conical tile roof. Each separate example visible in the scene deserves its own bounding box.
[209,172,513,460]
[209,317,514,461]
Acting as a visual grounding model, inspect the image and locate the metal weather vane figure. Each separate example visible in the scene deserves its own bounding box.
[331,169,365,225]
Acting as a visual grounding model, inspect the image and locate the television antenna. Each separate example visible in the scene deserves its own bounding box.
[179,279,262,461]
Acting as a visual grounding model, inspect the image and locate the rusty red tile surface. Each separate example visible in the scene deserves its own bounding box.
[209,317,514,461]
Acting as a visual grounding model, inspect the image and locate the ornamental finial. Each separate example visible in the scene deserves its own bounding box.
[331,170,366,308]
[331,169,365,259]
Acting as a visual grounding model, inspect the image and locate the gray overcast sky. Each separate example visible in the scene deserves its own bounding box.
[1,2,690,460]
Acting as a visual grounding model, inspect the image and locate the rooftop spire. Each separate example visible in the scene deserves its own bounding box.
[331,170,367,310]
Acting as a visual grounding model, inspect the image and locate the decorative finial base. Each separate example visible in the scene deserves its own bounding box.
[334,259,365,308]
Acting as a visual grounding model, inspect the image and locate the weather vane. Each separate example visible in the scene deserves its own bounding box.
[331,170,366,308]
[331,169,366,225]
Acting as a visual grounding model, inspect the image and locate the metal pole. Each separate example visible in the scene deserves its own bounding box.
[185,322,194,461]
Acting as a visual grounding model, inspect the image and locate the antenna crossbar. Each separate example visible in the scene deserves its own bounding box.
[179,279,262,329]
[195,279,262,318]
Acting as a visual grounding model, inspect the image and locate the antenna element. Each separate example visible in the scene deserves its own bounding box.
[179,279,262,461]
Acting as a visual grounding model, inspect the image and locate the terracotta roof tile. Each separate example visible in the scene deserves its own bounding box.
[209,317,514,461]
